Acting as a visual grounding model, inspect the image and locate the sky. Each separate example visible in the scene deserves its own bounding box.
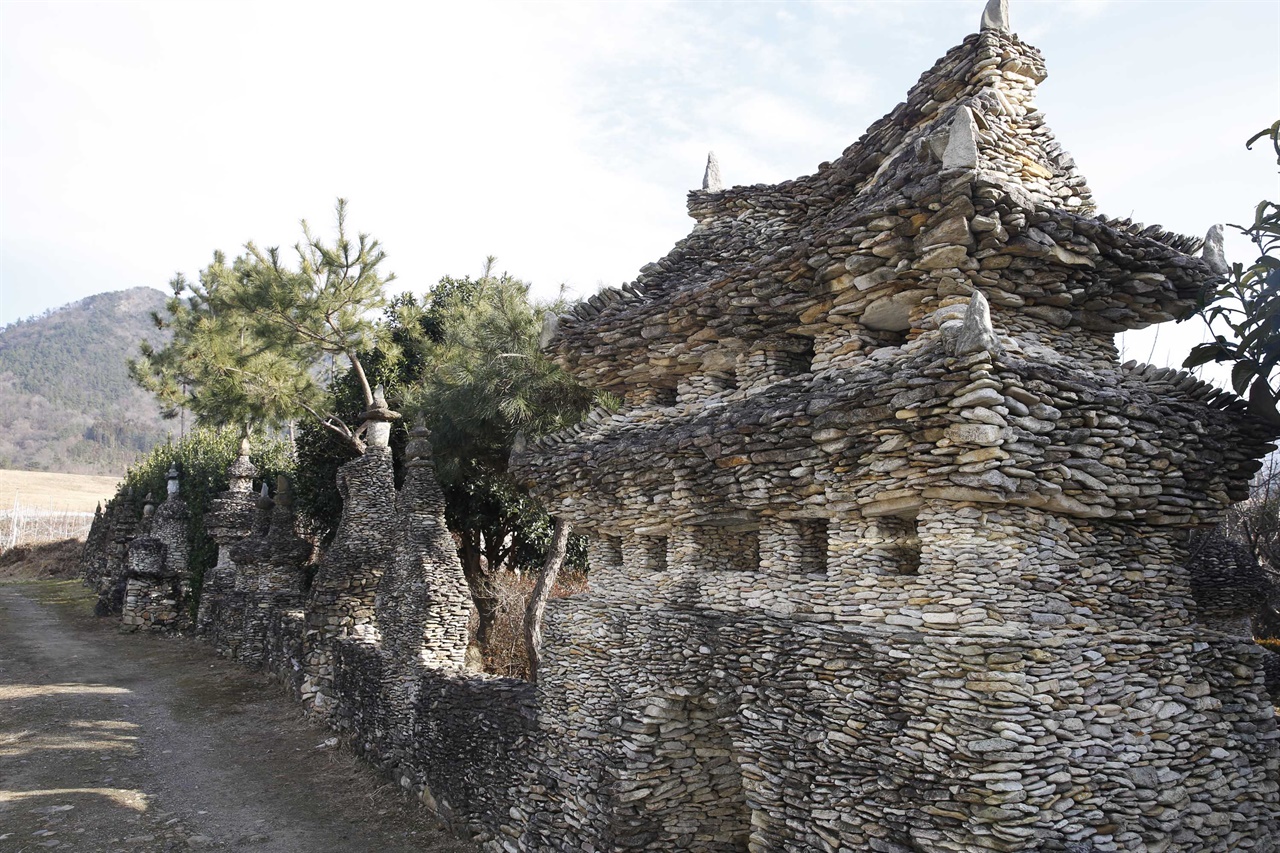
[1,0,1278,379]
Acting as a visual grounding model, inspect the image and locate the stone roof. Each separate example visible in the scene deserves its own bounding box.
[543,27,1215,394]
[514,16,1276,531]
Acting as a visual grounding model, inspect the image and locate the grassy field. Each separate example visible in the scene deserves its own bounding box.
[0,468,121,513]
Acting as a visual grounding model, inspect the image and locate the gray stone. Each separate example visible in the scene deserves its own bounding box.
[948,290,1002,357]
[942,106,980,171]
[1202,224,1229,276]
[702,151,723,192]
[980,0,1010,33]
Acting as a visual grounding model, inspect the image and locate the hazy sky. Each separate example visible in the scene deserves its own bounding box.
[2,0,1277,377]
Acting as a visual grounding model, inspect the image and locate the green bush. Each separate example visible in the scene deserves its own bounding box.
[119,426,294,616]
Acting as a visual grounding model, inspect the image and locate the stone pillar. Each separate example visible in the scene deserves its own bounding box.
[301,386,399,715]
[237,475,310,667]
[96,490,143,617]
[376,420,471,768]
[223,484,275,659]
[198,438,258,637]
[150,466,190,625]
[121,537,178,631]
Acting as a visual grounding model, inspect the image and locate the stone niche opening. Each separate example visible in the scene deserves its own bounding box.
[627,384,679,408]
[693,517,760,573]
[616,688,751,853]
[603,535,624,569]
[737,336,816,388]
[880,515,921,575]
[797,518,829,576]
[641,536,669,571]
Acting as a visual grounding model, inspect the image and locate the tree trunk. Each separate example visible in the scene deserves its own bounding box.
[524,517,571,683]
[458,533,491,671]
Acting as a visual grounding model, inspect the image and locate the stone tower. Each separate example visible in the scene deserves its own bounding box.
[301,385,399,715]
[511,5,1280,852]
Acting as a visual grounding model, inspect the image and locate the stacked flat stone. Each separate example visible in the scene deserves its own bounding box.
[197,438,259,641]
[301,386,400,718]
[1188,530,1271,637]
[509,9,1280,853]
[228,475,311,666]
[149,466,191,626]
[120,494,170,630]
[221,485,275,658]
[376,419,473,769]
[92,489,139,616]
[79,503,109,588]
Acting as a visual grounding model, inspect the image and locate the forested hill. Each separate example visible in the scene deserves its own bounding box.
[0,287,177,475]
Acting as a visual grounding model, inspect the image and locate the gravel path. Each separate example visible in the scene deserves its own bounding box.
[0,580,475,853]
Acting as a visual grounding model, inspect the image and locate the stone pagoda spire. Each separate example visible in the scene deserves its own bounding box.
[198,437,261,641]
[702,152,723,192]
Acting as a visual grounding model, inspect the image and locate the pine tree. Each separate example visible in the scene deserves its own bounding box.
[131,199,390,452]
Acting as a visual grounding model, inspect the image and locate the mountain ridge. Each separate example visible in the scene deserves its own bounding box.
[0,287,177,475]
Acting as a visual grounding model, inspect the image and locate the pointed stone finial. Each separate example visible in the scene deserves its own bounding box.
[227,435,257,492]
[256,481,274,511]
[1202,224,1230,276]
[511,430,528,455]
[142,491,157,518]
[405,416,434,464]
[702,152,723,192]
[360,383,401,450]
[166,464,180,497]
[539,311,560,349]
[274,475,294,509]
[980,0,1010,33]
[943,106,980,171]
[952,290,1003,357]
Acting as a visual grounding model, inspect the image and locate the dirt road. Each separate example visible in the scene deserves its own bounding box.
[0,580,476,853]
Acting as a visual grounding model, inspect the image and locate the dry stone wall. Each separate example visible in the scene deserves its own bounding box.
[509,7,1280,852]
[81,5,1280,852]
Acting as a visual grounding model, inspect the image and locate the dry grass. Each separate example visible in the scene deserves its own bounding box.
[0,469,119,553]
[0,537,84,580]
[484,568,589,679]
[0,468,121,513]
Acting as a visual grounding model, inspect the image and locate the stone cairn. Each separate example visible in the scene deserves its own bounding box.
[301,385,400,717]
[219,484,274,658]
[197,437,259,644]
[92,488,139,616]
[121,467,189,631]
[509,3,1280,851]
[228,475,312,666]
[375,418,472,766]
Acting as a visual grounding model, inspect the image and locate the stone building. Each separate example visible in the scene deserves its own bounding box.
[81,3,1280,851]
[510,3,1280,850]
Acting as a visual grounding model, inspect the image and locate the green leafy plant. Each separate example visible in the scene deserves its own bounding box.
[1184,120,1280,423]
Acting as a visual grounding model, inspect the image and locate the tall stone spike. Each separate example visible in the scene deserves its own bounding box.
[165,464,180,497]
[539,311,561,349]
[702,152,723,192]
[951,290,1002,357]
[942,106,980,171]
[980,0,1010,33]
[1202,224,1230,276]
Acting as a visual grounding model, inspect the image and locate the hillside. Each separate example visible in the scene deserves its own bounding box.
[0,287,176,475]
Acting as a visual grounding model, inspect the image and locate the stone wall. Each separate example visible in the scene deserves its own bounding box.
[85,5,1280,852]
